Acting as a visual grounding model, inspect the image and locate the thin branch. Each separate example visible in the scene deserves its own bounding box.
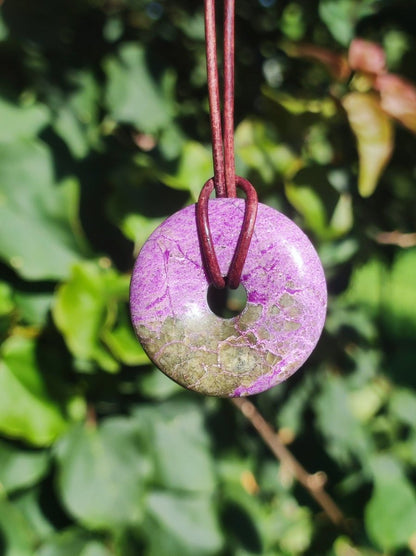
[375,230,416,248]
[231,397,348,529]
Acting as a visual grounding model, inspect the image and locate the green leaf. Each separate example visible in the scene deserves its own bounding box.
[0,97,49,142]
[278,377,315,437]
[235,119,300,182]
[53,71,101,158]
[0,439,49,493]
[0,336,69,446]
[342,92,394,197]
[55,418,151,530]
[0,498,37,556]
[38,529,110,556]
[0,140,86,279]
[319,0,376,46]
[342,257,386,313]
[285,166,353,239]
[0,282,14,316]
[384,248,416,339]
[365,455,416,550]
[263,89,337,118]
[162,141,212,201]
[53,262,131,373]
[117,213,164,247]
[101,304,149,366]
[54,105,90,159]
[263,500,313,555]
[13,488,55,543]
[344,250,416,339]
[390,388,416,428]
[133,400,216,492]
[145,492,223,556]
[0,11,8,41]
[104,43,174,133]
[14,291,53,326]
[138,368,183,400]
[313,375,372,466]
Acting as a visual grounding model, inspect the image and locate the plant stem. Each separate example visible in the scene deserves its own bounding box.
[231,397,347,529]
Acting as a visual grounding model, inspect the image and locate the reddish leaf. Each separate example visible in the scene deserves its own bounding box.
[375,73,416,133]
[342,92,394,197]
[348,38,386,75]
[284,43,350,81]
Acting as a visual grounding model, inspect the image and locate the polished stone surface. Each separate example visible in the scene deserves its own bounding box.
[130,199,327,397]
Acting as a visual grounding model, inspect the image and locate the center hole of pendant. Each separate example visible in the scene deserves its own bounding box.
[207,281,247,319]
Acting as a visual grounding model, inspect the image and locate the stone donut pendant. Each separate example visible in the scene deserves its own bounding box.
[130,198,327,397]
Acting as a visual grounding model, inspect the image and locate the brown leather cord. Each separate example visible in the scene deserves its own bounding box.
[198,0,258,289]
[223,0,236,198]
[196,176,258,289]
[204,0,226,197]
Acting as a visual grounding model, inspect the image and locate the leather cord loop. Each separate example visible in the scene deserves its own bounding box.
[196,176,258,289]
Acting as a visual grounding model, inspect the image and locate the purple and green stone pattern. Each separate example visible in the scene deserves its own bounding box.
[130,199,327,397]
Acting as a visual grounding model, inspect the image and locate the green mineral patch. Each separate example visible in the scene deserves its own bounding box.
[279,293,295,307]
[159,316,186,343]
[158,342,189,368]
[257,326,271,340]
[173,354,208,383]
[268,304,281,316]
[238,303,263,329]
[266,351,282,366]
[218,343,263,374]
[283,321,301,331]
[245,332,257,345]
[137,306,282,396]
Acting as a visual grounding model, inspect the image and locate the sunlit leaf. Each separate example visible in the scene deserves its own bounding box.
[375,73,416,133]
[319,0,376,46]
[342,257,386,313]
[383,248,416,339]
[264,88,337,117]
[162,141,212,201]
[348,38,386,75]
[53,262,131,373]
[101,304,149,366]
[285,166,353,239]
[118,213,164,247]
[0,281,14,316]
[0,337,69,446]
[342,92,394,197]
[235,118,300,182]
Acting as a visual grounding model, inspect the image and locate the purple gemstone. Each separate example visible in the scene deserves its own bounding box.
[130,199,327,397]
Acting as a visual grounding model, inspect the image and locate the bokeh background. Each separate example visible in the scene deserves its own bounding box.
[1,0,416,554]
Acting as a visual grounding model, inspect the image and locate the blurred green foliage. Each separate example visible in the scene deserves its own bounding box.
[0,0,416,554]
